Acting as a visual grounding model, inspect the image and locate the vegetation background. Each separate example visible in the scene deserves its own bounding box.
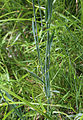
[0,0,83,120]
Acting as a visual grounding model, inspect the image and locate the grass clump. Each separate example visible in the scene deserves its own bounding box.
[0,0,83,120]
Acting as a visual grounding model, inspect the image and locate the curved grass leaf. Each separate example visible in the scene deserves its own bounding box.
[0,85,52,120]
[53,111,72,120]
[22,67,44,84]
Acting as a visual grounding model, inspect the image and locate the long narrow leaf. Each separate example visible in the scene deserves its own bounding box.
[32,0,44,81]
[0,85,52,120]
[22,67,44,84]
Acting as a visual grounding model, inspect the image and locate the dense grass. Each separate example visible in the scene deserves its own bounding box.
[0,0,83,120]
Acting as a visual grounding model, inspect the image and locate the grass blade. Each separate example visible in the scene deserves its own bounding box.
[0,85,52,120]
[32,0,44,82]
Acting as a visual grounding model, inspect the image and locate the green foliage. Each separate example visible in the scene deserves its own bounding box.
[0,0,83,120]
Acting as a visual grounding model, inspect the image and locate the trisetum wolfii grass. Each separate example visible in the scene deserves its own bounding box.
[32,0,54,115]
[0,0,83,119]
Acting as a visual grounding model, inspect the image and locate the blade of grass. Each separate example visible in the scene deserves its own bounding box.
[38,0,43,31]
[0,85,52,120]
[45,0,53,106]
[0,11,19,19]
[32,0,43,82]
[22,67,44,84]
[4,91,23,119]
[53,111,72,120]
